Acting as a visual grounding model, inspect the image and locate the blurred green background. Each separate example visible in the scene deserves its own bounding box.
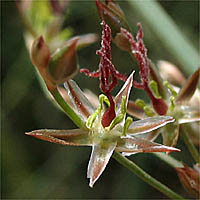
[2,0,199,199]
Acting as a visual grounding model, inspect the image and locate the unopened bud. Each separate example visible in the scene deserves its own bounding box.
[31,36,50,68]
[49,38,79,84]
[113,32,131,52]
[96,0,130,37]
[176,67,200,103]
[31,36,56,91]
[176,164,200,198]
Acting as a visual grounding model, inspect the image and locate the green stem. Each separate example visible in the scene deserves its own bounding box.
[181,128,200,164]
[113,152,185,200]
[51,87,85,129]
[153,152,183,168]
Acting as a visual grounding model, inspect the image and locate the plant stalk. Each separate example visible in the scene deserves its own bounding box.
[181,128,200,164]
[153,152,183,168]
[113,152,185,200]
[51,87,85,129]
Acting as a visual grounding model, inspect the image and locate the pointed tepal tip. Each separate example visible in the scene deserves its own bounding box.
[89,178,95,188]
[121,70,135,90]
[25,131,34,136]
[166,146,181,153]
[128,70,135,81]
[125,70,135,89]
[37,36,45,49]
[25,130,42,136]
[130,70,135,78]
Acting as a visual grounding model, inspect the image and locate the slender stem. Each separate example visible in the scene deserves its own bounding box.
[153,152,183,168]
[51,87,85,129]
[113,152,185,200]
[181,128,200,164]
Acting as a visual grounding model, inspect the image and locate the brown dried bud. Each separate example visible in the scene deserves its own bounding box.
[31,36,56,91]
[176,163,200,198]
[31,36,50,68]
[113,32,132,52]
[96,0,130,37]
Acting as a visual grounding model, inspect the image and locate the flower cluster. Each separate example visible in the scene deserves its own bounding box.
[27,19,180,187]
[25,0,199,196]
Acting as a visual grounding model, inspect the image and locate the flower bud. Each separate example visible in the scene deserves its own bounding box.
[176,164,200,198]
[96,0,130,37]
[113,32,132,52]
[96,0,132,52]
[31,36,50,68]
[31,36,56,91]
[176,67,200,103]
[49,38,79,84]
